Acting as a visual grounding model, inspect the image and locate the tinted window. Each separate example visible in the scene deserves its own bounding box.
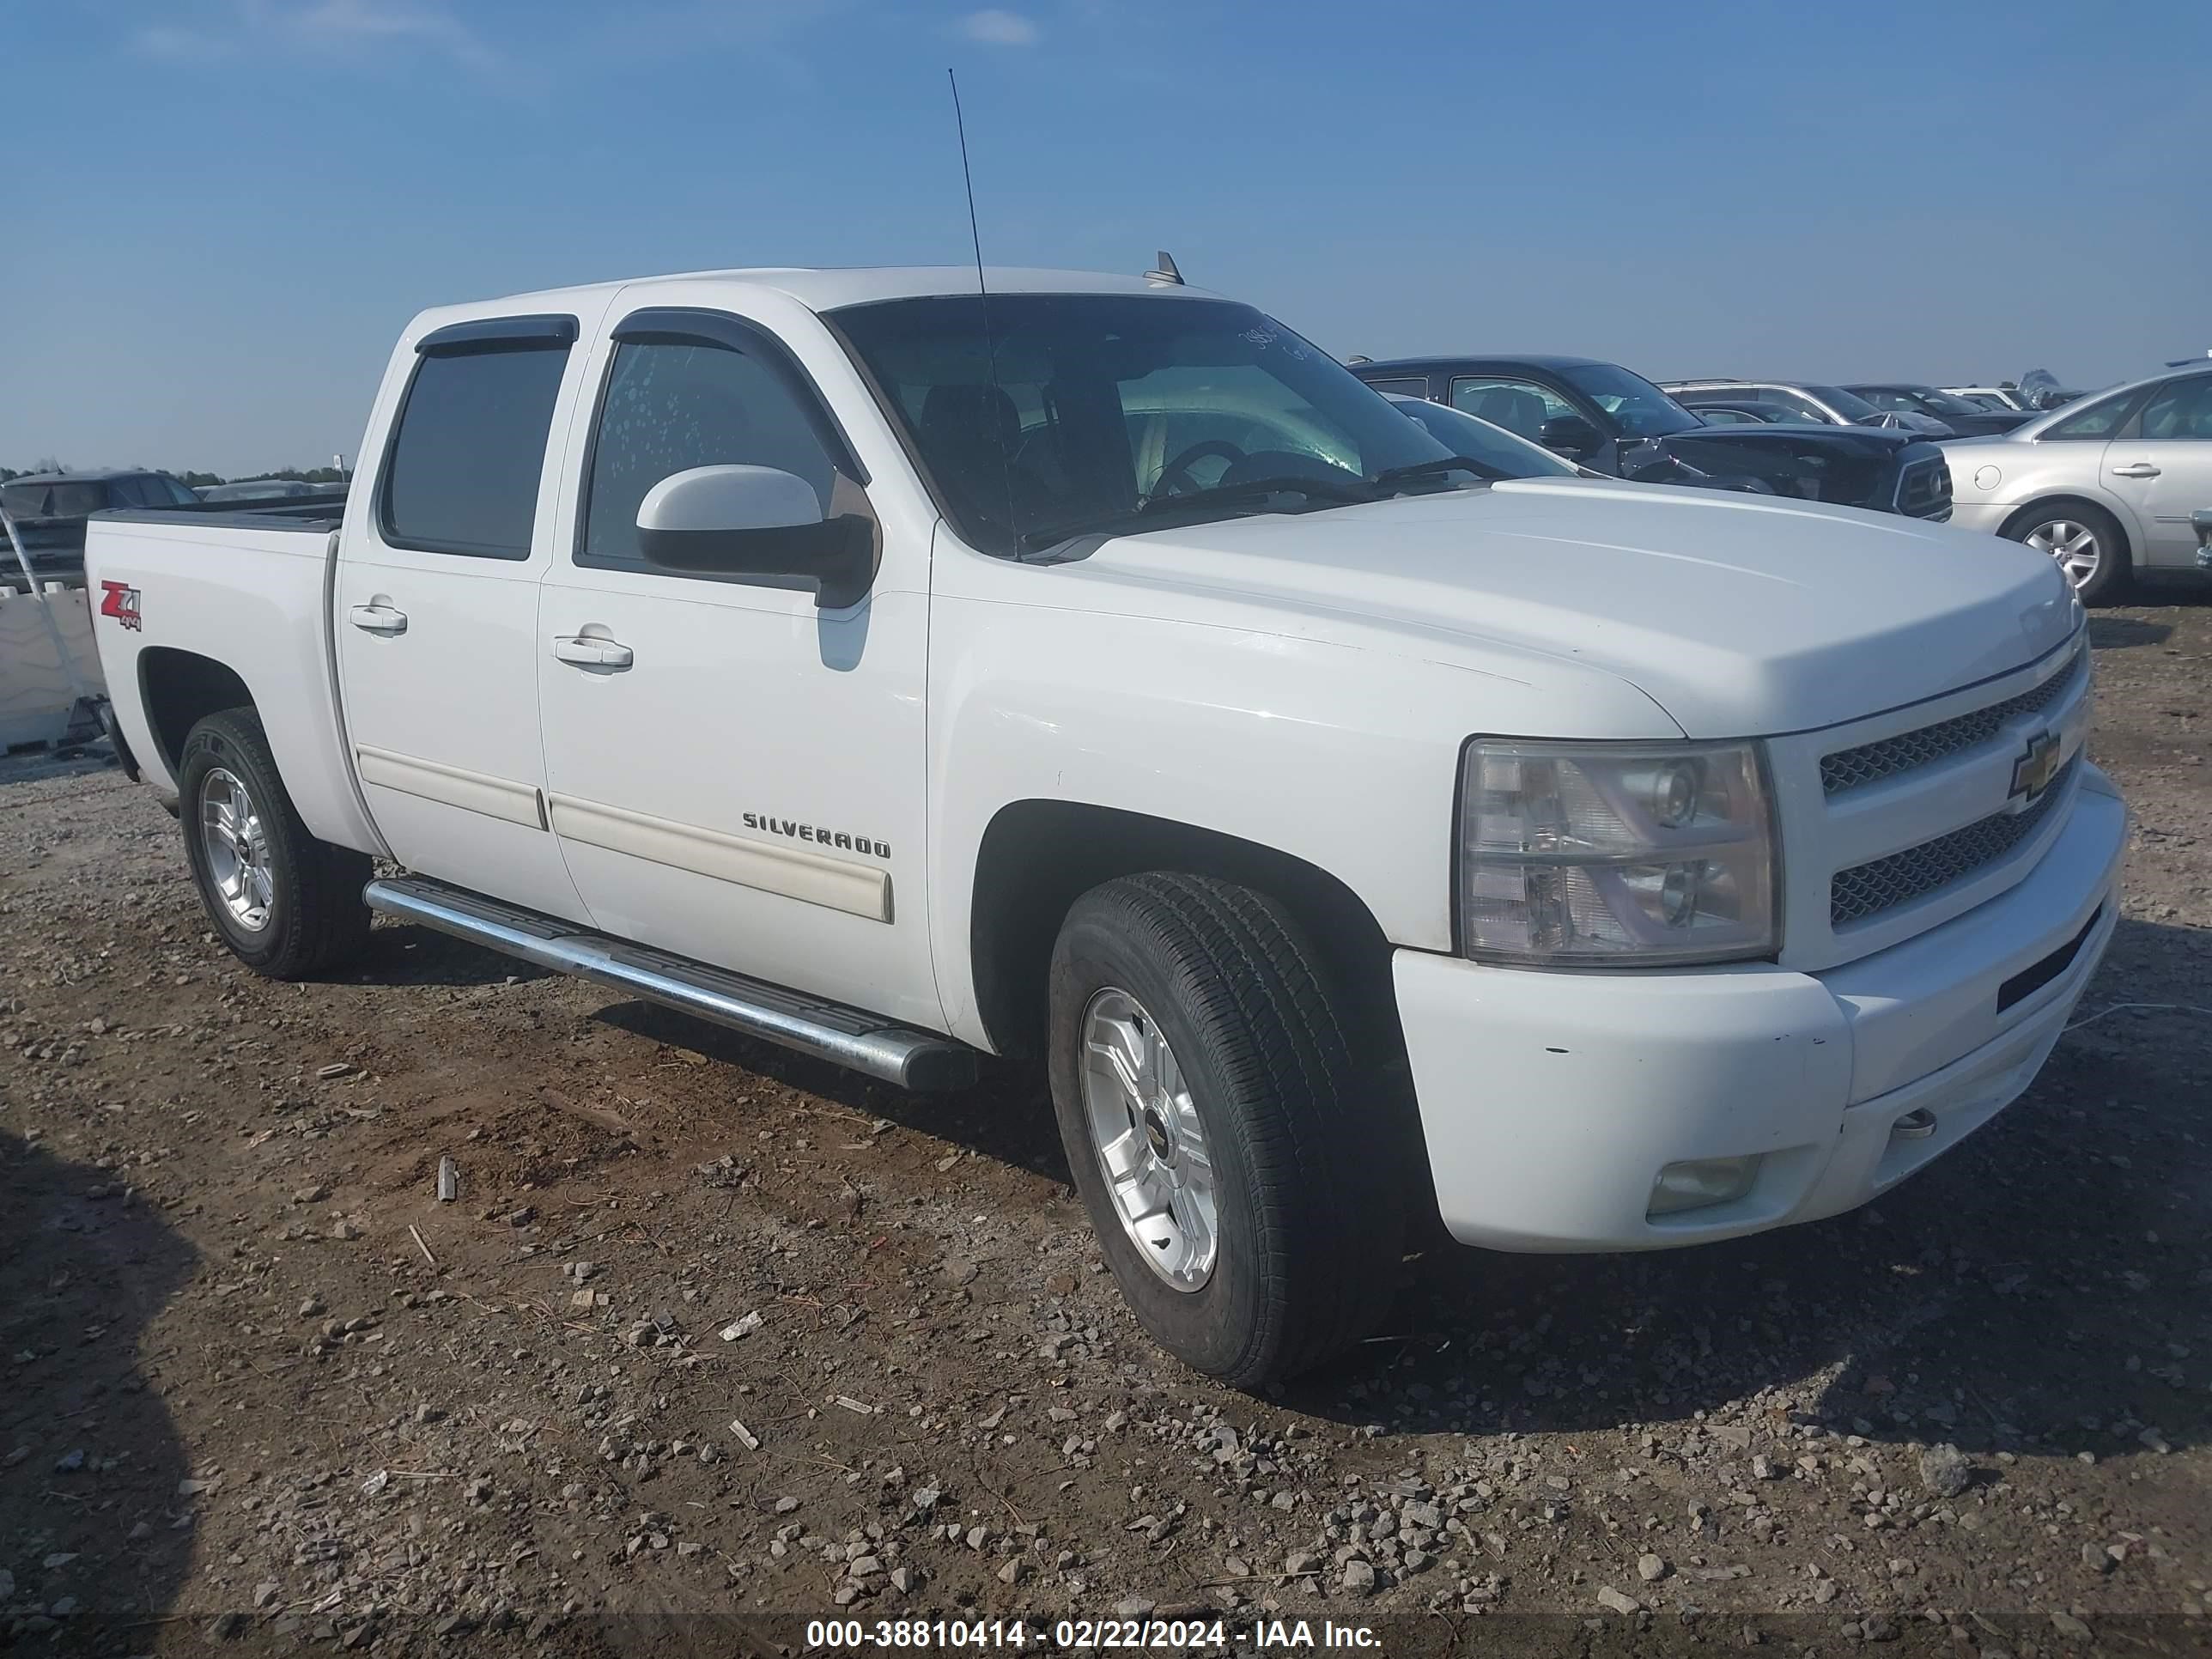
[1750,388,1827,422]
[2139,375,2212,441]
[1361,376,1431,398]
[1554,363,1699,437]
[1388,398,1575,477]
[381,343,569,557]
[831,295,1449,555]
[2,480,109,517]
[1804,385,1881,422]
[580,339,840,568]
[1449,377,1577,441]
[2042,388,2138,441]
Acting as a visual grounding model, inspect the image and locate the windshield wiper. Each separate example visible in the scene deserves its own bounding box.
[1371,454,1511,488]
[1017,474,1378,554]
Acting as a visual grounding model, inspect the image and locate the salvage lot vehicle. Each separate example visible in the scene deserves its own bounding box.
[1844,383,2033,437]
[1,469,204,580]
[1947,385,2033,413]
[1379,392,1581,477]
[86,265,2122,1386]
[1942,363,2212,603]
[1353,355,1953,516]
[1665,378,1956,437]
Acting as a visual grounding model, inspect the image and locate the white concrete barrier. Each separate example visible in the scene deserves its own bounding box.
[0,580,105,749]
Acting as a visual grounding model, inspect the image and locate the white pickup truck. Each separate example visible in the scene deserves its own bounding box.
[86,265,2124,1385]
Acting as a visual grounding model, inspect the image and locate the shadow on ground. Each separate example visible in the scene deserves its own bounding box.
[338,900,2210,1472]
[0,1133,198,1644]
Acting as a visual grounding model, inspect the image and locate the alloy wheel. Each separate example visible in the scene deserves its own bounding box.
[1079,988,1218,1291]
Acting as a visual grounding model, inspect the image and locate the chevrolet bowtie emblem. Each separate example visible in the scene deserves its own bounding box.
[2010,729,2063,806]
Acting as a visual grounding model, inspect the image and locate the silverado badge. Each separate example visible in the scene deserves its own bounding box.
[2009,729,2063,807]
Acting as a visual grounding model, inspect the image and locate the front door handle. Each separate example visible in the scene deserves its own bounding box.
[553,635,634,670]
[2110,462,2161,478]
[348,603,408,635]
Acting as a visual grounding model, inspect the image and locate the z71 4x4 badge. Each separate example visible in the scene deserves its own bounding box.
[98,580,143,631]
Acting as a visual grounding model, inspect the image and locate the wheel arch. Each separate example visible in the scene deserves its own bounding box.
[1999,492,2137,567]
[137,647,256,779]
[967,799,1404,1066]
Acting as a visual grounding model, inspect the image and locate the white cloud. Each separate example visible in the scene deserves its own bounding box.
[126,0,501,75]
[959,8,1038,46]
[132,23,235,59]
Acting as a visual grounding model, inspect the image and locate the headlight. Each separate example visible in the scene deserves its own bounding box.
[1457,738,1778,967]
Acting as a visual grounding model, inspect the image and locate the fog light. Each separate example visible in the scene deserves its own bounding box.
[1648,1155,1760,1217]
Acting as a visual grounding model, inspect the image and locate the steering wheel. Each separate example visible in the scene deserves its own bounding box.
[1150,439,1248,499]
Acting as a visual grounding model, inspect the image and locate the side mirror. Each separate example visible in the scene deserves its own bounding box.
[1537,414,1601,458]
[637,465,875,609]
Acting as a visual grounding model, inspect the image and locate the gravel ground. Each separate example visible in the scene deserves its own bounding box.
[2,599,2208,1659]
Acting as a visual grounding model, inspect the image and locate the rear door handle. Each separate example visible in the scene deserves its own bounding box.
[2110,462,2161,478]
[552,635,634,670]
[348,603,408,635]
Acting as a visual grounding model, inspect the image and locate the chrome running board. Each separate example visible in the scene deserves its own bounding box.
[364,875,978,1091]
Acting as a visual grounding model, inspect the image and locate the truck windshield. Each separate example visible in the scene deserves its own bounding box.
[830,294,1476,556]
[1555,362,1703,438]
[1804,385,1883,422]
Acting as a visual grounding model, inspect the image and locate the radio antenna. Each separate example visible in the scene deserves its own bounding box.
[947,68,1019,547]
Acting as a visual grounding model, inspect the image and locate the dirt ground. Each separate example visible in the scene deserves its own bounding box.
[2,599,2208,1659]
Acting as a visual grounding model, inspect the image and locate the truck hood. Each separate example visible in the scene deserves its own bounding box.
[1069,477,2077,738]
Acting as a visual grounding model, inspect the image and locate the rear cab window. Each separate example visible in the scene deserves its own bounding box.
[379,315,578,558]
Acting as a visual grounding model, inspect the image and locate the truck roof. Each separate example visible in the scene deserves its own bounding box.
[422,265,1221,324]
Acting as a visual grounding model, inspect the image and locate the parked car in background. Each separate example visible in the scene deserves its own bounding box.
[1844,384,2033,437]
[1665,380,1955,438]
[83,264,2112,1384]
[0,469,203,580]
[1945,386,2033,413]
[198,478,343,503]
[1679,402,1791,425]
[1380,393,1580,478]
[1942,363,2212,602]
[1352,356,1952,518]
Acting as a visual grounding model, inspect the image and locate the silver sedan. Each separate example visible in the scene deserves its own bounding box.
[1943,366,2212,602]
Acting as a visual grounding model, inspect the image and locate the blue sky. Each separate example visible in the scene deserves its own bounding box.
[4,0,2206,476]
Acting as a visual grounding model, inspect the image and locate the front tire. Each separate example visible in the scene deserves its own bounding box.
[2011,501,2130,604]
[1047,873,1405,1387]
[176,708,371,979]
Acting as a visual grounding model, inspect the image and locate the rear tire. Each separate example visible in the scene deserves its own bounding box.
[177,707,372,979]
[2009,501,2130,605]
[1047,872,1405,1387]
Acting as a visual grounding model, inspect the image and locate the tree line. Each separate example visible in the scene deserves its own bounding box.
[1,461,348,486]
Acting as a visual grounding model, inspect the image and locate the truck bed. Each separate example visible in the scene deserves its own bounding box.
[82,507,382,857]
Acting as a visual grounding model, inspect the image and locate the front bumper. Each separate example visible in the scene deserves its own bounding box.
[1394,766,2125,1252]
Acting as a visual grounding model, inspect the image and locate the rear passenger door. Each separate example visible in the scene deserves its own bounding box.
[533,299,940,1030]
[336,313,599,922]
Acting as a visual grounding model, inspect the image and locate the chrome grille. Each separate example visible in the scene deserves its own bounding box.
[1894,456,1953,519]
[1830,757,2076,927]
[1821,650,2084,795]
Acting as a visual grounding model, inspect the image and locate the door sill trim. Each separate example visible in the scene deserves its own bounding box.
[363,874,975,1091]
